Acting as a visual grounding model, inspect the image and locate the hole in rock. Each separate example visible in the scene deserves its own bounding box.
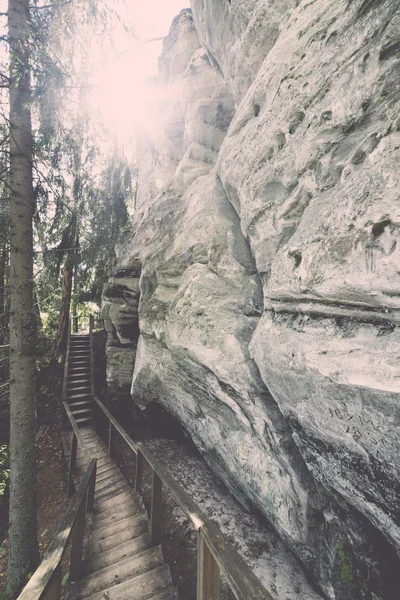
[372,218,391,238]
[253,104,261,117]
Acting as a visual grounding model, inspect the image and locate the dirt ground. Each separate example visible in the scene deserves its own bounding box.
[0,423,69,594]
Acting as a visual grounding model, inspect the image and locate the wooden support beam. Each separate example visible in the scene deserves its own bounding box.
[44,564,62,600]
[150,471,162,546]
[87,459,97,512]
[135,448,143,494]
[70,496,86,581]
[108,421,114,457]
[197,531,220,600]
[67,433,77,497]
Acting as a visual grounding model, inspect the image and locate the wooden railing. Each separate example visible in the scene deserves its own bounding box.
[90,393,272,600]
[17,407,97,600]
[61,315,71,402]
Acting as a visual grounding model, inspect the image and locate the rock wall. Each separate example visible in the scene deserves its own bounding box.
[103,2,400,598]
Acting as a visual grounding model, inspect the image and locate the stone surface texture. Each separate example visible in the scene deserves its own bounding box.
[103,2,400,598]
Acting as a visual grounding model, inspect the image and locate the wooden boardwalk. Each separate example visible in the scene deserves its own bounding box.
[63,427,179,600]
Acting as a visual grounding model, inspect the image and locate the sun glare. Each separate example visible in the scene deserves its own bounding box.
[88,0,189,142]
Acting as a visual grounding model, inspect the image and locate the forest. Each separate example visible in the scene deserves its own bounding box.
[0,0,135,596]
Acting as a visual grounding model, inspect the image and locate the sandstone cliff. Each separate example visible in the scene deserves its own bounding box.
[102,2,400,598]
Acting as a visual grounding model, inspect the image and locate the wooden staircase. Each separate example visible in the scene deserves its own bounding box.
[66,334,92,426]
[65,427,179,600]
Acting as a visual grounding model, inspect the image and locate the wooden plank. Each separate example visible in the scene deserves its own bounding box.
[76,547,163,599]
[82,533,152,576]
[135,448,143,494]
[81,564,171,600]
[17,460,96,600]
[86,520,148,556]
[150,471,163,546]
[197,532,220,600]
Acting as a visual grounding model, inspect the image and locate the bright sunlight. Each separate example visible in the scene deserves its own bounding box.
[88,0,189,140]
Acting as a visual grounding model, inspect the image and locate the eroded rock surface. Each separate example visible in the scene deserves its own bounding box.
[103,3,400,598]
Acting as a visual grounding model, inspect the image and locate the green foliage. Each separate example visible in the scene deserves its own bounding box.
[0,445,9,505]
[336,541,356,588]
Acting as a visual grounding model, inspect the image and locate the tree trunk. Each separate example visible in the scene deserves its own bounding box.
[54,251,73,360]
[7,0,39,595]
[54,159,79,360]
[0,246,6,346]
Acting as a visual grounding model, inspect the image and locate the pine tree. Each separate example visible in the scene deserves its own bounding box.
[6,0,39,594]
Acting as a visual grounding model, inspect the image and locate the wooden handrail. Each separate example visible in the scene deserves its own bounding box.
[62,314,71,401]
[90,393,272,600]
[63,401,91,496]
[62,402,90,459]
[92,395,138,456]
[89,315,95,396]
[17,459,97,600]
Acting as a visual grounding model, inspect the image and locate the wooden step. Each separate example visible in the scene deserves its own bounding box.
[69,361,90,366]
[94,500,142,525]
[95,478,127,498]
[68,381,91,389]
[95,484,130,504]
[82,563,172,600]
[86,520,148,557]
[68,371,89,377]
[68,376,90,383]
[93,505,143,531]
[82,533,152,576]
[96,468,125,485]
[75,416,92,425]
[76,547,164,599]
[90,514,146,544]
[71,408,92,417]
[68,386,91,395]
[68,392,91,400]
[68,400,91,409]
[95,472,126,492]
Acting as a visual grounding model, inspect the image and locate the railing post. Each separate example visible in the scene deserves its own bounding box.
[197,531,220,600]
[135,448,143,495]
[150,471,162,546]
[70,494,86,581]
[74,315,78,333]
[87,460,97,512]
[108,421,114,457]
[89,314,95,398]
[43,564,62,600]
[67,434,77,497]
